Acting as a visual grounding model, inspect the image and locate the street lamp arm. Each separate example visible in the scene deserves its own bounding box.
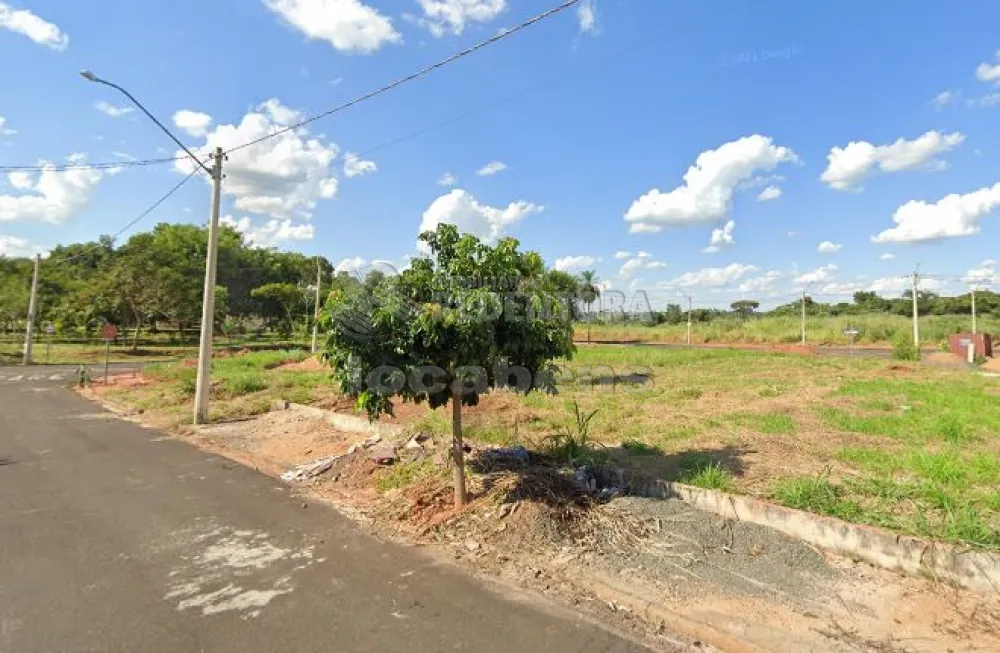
[81,71,213,175]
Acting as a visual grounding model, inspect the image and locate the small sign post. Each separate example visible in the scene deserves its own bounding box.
[44,323,54,364]
[101,323,118,385]
[843,326,859,356]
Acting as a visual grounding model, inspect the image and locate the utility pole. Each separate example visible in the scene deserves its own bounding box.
[971,287,978,335]
[800,290,807,346]
[22,254,40,365]
[910,270,920,348]
[193,147,225,425]
[686,295,692,346]
[311,258,322,354]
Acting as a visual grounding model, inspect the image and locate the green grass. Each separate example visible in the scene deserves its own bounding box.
[676,453,733,490]
[772,475,864,521]
[620,439,663,456]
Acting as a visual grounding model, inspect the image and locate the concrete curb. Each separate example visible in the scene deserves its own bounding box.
[621,473,1000,595]
[286,403,404,438]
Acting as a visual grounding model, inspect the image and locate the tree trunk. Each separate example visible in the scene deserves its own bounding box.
[451,395,467,508]
[132,320,141,352]
[587,320,591,344]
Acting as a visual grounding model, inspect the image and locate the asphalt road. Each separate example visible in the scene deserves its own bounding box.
[0,370,649,653]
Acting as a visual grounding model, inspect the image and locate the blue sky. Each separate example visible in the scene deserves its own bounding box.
[1,0,999,308]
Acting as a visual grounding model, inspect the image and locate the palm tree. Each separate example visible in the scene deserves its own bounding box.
[578,270,600,343]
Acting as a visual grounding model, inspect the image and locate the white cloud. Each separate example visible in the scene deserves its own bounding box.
[0,116,15,136]
[94,101,133,118]
[0,155,107,224]
[415,0,505,37]
[976,51,1000,85]
[879,253,895,261]
[964,259,998,286]
[577,0,597,34]
[618,258,645,279]
[616,250,667,278]
[221,215,314,248]
[664,263,758,289]
[613,251,631,260]
[343,152,377,178]
[796,264,838,285]
[173,110,213,137]
[967,93,1000,108]
[334,256,367,274]
[739,271,783,294]
[756,185,782,202]
[703,220,735,254]
[0,234,46,258]
[7,171,32,190]
[438,172,458,187]
[820,130,964,190]
[872,182,1000,243]
[476,160,507,176]
[868,276,941,295]
[263,0,401,54]
[636,251,651,258]
[647,261,668,269]
[418,189,541,244]
[817,241,842,253]
[175,99,339,220]
[624,135,799,233]
[787,230,801,237]
[554,255,598,272]
[0,2,68,50]
[932,90,956,108]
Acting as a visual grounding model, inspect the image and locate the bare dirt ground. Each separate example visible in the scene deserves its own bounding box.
[88,394,1000,653]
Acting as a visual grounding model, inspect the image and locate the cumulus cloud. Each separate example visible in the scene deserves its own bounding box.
[967,93,1000,108]
[817,241,842,253]
[263,0,401,54]
[0,2,68,50]
[756,185,782,202]
[438,172,458,187]
[343,152,377,178]
[872,182,1000,243]
[175,99,339,220]
[334,256,367,274]
[617,251,666,279]
[738,270,783,294]
[415,0,506,37]
[476,160,507,176]
[820,130,964,190]
[221,215,314,248]
[624,135,799,233]
[554,255,598,272]
[0,234,46,258]
[664,263,758,289]
[418,189,541,245]
[1,155,108,224]
[0,116,16,136]
[173,110,213,137]
[577,0,597,33]
[613,251,631,260]
[976,51,1000,85]
[796,264,838,285]
[879,253,896,261]
[703,220,735,254]
[963,259,998,285]
[94,101,134,118]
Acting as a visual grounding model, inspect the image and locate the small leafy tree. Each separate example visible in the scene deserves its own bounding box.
[731,299,760,317]
[251,282,306,335]
[322,224,576,506]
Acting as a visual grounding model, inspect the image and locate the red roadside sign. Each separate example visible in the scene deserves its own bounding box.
[101,323,118,342]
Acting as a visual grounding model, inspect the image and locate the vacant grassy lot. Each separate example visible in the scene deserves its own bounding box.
[99,344,1000,549]
[578,313,999,346]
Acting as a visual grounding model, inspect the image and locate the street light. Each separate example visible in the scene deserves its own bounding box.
[81,69,224,424]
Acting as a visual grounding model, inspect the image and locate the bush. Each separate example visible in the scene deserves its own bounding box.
[892,335,920,361]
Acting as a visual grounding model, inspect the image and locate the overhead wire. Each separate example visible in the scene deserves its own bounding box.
[0,155,187,174]
[224,0,583,157]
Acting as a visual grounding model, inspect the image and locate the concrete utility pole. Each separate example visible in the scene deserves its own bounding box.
[971,287,978,335]
[311,258,322,354]
[800,290,807,346]
[22,254,40,365]
[193,147,225,424]
[79,70,220,422]
[910,270,920,348]
[686,295,693,346]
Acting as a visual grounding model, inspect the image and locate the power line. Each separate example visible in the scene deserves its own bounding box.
[51,168,201,265]
[225,0,583,157]
[0,155,186,173]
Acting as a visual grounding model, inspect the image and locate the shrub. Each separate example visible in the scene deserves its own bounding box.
[892,335,920,361]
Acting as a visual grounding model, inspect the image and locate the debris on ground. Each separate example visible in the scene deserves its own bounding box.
[368,444,398,465]
[280,454,345,483]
